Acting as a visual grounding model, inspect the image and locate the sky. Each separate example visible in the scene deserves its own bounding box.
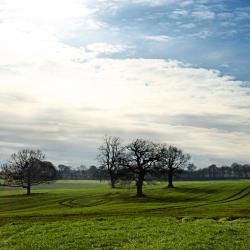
[0,0,250,168]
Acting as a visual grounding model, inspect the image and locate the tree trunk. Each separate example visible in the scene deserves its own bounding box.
[27,185,31,195]
[27,168,31,195]
[136,176,144,197]
[110,173,116,188]
[110,179,115,188]
[168,172,174,188]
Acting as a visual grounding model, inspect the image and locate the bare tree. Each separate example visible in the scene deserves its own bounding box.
[122,139,161,196]
[159,145,190,188]
[2,149,56,195]
[97,135,124,188]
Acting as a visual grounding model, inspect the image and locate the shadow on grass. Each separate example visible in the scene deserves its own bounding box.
[119,194,203,204]
[0,192,50,199]
[170,186,219,194]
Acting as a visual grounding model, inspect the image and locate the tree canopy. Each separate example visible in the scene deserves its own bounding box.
[2,149,56,195]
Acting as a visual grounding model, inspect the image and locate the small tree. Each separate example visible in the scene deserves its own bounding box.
[122,139,161,196]
[97,136,124,188]
[2,149,56,195]
[159,145,190,188]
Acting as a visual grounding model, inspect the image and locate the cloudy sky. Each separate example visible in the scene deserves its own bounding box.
[0,0,250,168]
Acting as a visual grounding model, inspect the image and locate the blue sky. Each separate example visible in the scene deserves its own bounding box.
[65,0,250,80]
[0,0,250,168]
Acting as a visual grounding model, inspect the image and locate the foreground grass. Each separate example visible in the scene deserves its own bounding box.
[0,180,249,249]
[1,216,249,250]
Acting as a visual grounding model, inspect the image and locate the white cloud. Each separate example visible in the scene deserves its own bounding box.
[192,10,215,20]
[179,23,196,29]
[190,29,213,39]
[217,12,234,19]
[235,11,250,20]
[144,35,171,42]
[82,19,107,30]
[86,43,132,54]
[179,0,194,7]
[88,0,177,8]
[1,54,250,166]
[220,63,230,68]
[170,9,188,19]
[0,0,99,35]
[0,0,250,167]
[220,21,235,27]
[129,0,177,6]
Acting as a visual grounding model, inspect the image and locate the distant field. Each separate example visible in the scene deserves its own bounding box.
[0,180,249,249]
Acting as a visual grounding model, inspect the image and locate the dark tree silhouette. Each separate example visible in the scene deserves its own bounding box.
[159,145,190,188]
[208,164,218,179]
[122,139,161,196]
[97,135,124,188]
[87,165,100,180]
[2,149,56,195]
[57,165,72,179]
[187,163,197,172]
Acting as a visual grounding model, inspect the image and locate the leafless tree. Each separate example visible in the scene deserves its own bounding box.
[97,135,124,188]
[159,145,190,188]
[2,149,56,195]
[122,139,161,196]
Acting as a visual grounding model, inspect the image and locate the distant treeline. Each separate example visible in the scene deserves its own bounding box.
[179,163,250,181]
[56,165,101,180]
[56,162,250,181]
[1,137,249,196]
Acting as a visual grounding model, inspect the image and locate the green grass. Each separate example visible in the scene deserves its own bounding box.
[0,180,250,249]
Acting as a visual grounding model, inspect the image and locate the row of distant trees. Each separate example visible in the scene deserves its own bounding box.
[56,162,250,182]
[57,165,100,180]
[180,163,250,181]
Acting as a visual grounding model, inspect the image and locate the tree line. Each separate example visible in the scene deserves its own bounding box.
[55,162,250,182]
[179,163,250,181]
[1,136,249,196]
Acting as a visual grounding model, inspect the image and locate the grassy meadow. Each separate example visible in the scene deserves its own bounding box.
[0,180,249,249]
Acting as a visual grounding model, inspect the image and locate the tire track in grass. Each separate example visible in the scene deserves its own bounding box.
[56,186,249,216]
[58,186,250,210]
[58,198,76,208]
[59,198,108,208]
[220,191,250,203]
[219,186,250,202]
[181,185,250,207]
[58,192,119,208]
[149,186,250,213]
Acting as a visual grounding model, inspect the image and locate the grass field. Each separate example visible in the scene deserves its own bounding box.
[0,180,250,249]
